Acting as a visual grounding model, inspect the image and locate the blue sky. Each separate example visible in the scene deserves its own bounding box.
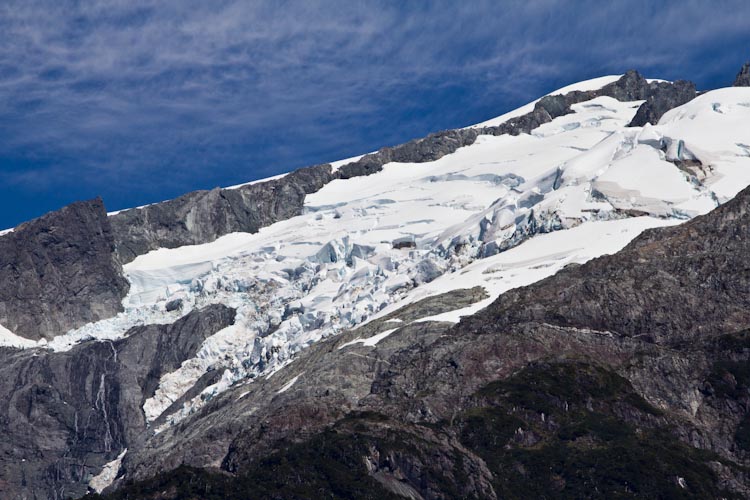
[1,0,749,228]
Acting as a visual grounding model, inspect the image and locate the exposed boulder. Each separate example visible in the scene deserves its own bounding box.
[0,198,129,341]
[165,298,184,312]
[598,68,652,100]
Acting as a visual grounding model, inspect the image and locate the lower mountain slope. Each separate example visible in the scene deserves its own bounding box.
[87,186,750,499]
[0,305,235,500]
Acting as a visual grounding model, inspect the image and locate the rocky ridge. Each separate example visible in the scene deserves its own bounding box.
[112,70,697,264]
[0,70,699,344]
[110,164,335,264]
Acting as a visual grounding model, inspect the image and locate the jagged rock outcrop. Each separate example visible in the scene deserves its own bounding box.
[111,164,335,263]
[337,129,480,179]
[0,198,129,341]
[0,305,235,500]
[628,80,697,126]
[734,62,750,87]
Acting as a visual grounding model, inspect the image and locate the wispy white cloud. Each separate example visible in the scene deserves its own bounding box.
[0,0,748,221]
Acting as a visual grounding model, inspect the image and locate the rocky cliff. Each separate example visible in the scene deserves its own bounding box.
[627,79,697,127]
[0,198,128,341]
[0,305,235,500]
[110,164,335,264]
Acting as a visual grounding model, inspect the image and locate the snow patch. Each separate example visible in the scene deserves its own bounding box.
[0,323,40,349]
[89,449,127,493]
[338,328,399,349]
[277,373,303,394]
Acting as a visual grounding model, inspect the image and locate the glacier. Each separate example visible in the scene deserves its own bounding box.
[6,76,750,435]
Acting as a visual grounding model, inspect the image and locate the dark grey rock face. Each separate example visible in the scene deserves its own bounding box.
[0,198,129,341]
[734,62,750,86]
[165,298,183,312]
[0,304,235,500]
[598,68,652,100]
[628,80,697,126]
[113,288,488,485]
[110,164,334,263]
[482,70,696,134]
[336,128,480,180]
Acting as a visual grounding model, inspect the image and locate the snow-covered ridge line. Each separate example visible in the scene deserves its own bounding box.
[469,75,671,129]
[105,71,681,269]
[469,75,624,128]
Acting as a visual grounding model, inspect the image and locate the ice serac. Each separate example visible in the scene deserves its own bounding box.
[0,198,129,341]
[111,164,334,263]
[0,304,235,500]
[734,61,750,87]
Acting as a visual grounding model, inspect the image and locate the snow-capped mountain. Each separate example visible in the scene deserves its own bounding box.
[1,65,750,499]
[22,72,750,424]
